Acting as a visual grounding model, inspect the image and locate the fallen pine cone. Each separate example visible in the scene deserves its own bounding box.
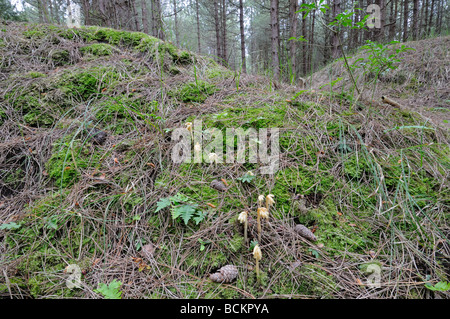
[294,224,317,242]
[209,265,238,283]
[210,179,227,192]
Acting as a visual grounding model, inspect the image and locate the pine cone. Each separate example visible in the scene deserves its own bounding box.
[210,179,227,192]
[294,224,317,242]
[209,265,238,283]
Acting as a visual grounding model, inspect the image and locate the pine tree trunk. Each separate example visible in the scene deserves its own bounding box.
[288,0,298,82]
[173,0,179,45]
[332,0,341,60]
[141,0,149,34]
[301,0,307,74]
[196,0,201,53]
[309,8,315,74]
[214,0,222,63]
[221,0,228,66]
[389,0,398,41]
[402,0,408,42]
[270,0,280,82]
[412,0,419,40]
[239,0,247,73]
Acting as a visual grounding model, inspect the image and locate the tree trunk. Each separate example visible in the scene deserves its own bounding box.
[402,0,408,42]
[428,0,435,35]
[196,0,201,53]
[131,0,139,31]
[173,0,179,45]
[332,0,341,60]
[389,0,398,41]
[67,0,73,26]
[214,0,222,63]
[270,0,280,82]
[309,8,315,74]
[221,0,228,66]
[288,0,298,82]
[323,0,331,65]
[301,0,307,74]
[141,0,149,34]
[412,0,419,40]
[239,0,247,73]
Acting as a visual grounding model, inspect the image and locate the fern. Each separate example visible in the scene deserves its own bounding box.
[95,279,122,299]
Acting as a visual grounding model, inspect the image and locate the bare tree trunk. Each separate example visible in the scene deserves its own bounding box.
[239,0,247,73]
[428,0,435,35]
[214,0,222,63]
[389,0,398,41]
[173,0,179,45]
[332,0,341,59]
[221,0,228,66]
[131,0,139,31]
[196,0,201,53]
[412,0,419,40]
[141,0,149,34]
[301,0,307,74]
[152,0,164,40]
[270,0,280,82]
[323,0,331,65]
[374,0,386,42]
[67,0,73,26]
[310,8,315,72]
[402,0,408,42]
[288,0,298,82]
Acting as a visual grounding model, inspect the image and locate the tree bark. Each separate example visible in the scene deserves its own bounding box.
[402,0,408,42]
[214,0,222,63]
[141,0,149,34]
[239,0,247,73]
[173,0,179,45]
[288,0,298,82]
[301,0,307,74]
[412,0,419,40]
[221,0,228,66]
[196,0,201,53]
[389,0,398,41]
[270,0,280,82]
[332,0,341,60]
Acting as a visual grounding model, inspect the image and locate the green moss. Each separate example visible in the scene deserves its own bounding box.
[80,43,114,56]
[174,81,217,103]
[50,49,70,66]
[23,110,54,126]
[60,66,120,100]
[46,135,101,188]
[26,71,47,78]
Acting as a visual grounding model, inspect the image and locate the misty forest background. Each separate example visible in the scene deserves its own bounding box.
[1,0,449,84]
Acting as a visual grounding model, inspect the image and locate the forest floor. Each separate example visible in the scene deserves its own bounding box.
[0,21,449,299]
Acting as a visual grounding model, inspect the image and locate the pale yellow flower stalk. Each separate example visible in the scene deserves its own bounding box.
[238,211,248,243]
[194,142,201,161]
[258,195,265,207]
[265,194,275,210]
[256,207,269,243]
[185,122,193,139]
[208,152,218,166]
[253,244,262,283]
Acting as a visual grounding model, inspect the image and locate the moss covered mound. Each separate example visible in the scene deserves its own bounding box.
[0,22,449,299]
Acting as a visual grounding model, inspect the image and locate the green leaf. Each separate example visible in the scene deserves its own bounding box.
[155,197,172,212]
[95,279,122,299]
[249,240,259,251]
[425,281,450,291]
[171,204,197,225]
[193,211,207,225]
[169,193,190,204]
[0,222,21,230]
[237,171,256,183]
